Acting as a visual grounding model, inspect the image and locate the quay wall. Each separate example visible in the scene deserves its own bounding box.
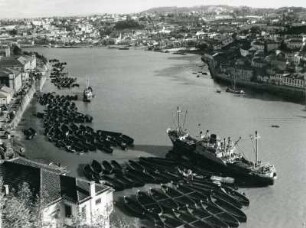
[7,70,48,130]
[202,54,305,102]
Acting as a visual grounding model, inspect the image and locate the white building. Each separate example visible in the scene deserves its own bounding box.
[285,38,304,50]
[0,86,13,105]
[0,157,114,228]
[0,68,22,93]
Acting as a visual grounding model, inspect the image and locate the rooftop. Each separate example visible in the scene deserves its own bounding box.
[0,158,112,206]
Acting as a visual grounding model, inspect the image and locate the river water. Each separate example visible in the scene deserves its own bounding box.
[16,47,306,228]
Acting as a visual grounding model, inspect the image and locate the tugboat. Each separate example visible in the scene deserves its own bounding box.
[166,107,277,186]
[83,79,93,102]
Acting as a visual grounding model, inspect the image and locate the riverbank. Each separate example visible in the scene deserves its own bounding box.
[202,54,306,103]
[15,47,306,228]
[0,63,49,159]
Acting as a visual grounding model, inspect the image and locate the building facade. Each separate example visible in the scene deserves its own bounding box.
[0,157,114,228]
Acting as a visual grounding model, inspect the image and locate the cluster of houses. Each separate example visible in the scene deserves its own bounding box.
[212,33,306,89]
[0,45,36,106]
[0,157,114,228]
[0,44,115,227]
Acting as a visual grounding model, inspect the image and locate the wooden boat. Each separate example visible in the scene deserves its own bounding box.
[211,190,243,209]
[126,168,156,183]
[146,170,172,183]
[110,160,123,173]
[221,186,249,206]
[98,144,113,154]
[200,200,239,228]
[124,172,146,187]
[174,184,209,202]
[101,175,125,191]
[186,205,229,228]
[163,171,181,181]
[91,160,103,174]
[136,191,163,216]
[123,196,146,218]
[209,196,247,222]
[189,183,243,209]
[140,156,178,166]
[139,158,177,173]
[120,134,134,146]
[83,79,93,102]
[172,208,213,228]
[83,164,94,181]
[102,160,113,174]
[129,160,145,172]
[115,174,141,188]
[190,178,220,190]
[161,185,196,207]
[158,213,185,228]
[149,188,179,211]
[138,159,158,171]
[226,87,245,95]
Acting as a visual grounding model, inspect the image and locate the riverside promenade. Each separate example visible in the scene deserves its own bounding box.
[0,64,49,159]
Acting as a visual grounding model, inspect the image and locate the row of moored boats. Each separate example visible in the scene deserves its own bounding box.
[50,60,79,89]
[35,92,133,153]
[83,157,249,227]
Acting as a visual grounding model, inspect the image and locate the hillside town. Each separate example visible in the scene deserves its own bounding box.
[1,6,306,94]
[0,4,306,228]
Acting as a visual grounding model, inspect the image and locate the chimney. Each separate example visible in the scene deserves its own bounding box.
[5,47,10,57]
[4,185,9,195]
[89,181,95,197]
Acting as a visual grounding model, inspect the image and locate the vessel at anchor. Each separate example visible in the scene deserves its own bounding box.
[167,108,277,187]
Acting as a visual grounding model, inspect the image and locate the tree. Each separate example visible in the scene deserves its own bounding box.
[1,182,35,228]
[0,180,51,228]
[12,45,22,56]
[8,29,17,36]
[114,20,144,30]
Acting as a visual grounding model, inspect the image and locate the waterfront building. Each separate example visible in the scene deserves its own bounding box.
[282,74,305,88]
[0,55,36,82]
[0,157,114,228]
[252,57,267,68]
[0,68,22,92]
[0,86,13,105]
[0,46,10,57]
[265,40,280,52]
[284,38,304,50]
[251,40,265,50]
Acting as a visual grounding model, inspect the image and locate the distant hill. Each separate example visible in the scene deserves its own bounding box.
[142,5,239,14]
[276,6,306,13]
[141,5,306,15]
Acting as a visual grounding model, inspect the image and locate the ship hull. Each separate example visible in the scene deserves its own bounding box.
[169,138,275,187]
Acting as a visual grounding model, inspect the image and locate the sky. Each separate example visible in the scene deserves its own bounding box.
[0,0,306,19]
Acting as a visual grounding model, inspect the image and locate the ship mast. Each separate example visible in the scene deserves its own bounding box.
[86,77,89,88]
[304,79,306,110]
[233,65,236,91]
[177,107,181,132]
[255,131,258,166]
[182,110,187,130]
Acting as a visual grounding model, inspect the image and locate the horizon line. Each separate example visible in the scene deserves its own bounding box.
[0,4,303,20]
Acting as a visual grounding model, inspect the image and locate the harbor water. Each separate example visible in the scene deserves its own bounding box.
[16,47,306,228]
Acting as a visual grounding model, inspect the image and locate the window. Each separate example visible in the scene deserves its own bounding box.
[65,205,72,218]
[81,206,86,219]
[95,198,101,205]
